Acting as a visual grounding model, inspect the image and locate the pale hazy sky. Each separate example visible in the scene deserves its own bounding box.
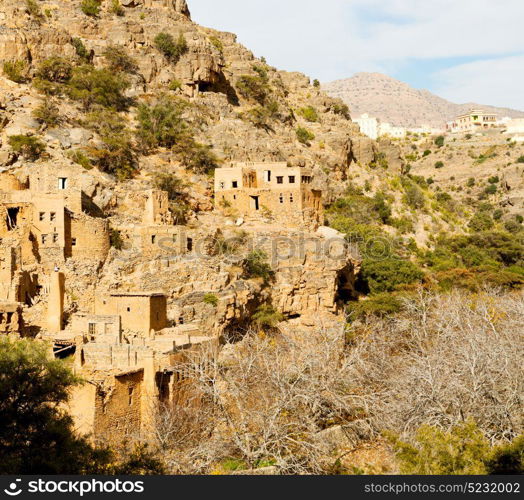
[189,0,524,110]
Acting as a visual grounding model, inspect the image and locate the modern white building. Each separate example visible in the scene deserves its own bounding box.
[504,118,524,135]
[353,113,379,140]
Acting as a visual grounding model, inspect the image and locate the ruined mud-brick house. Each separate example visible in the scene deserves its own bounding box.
[215,162,323,227]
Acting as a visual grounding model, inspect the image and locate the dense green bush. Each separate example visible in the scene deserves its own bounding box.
[251,304,284,329]
[83,109,137,180]
[347,292,404,319]
[3,60,27,83]
[0,337,111,474]
[389,421,490,475]
[468,212,494,232]
[434,135,445,147]
[102,46,138,73]
[298,105,319,122]
[8,135,46,161]
[66,65,130,111]
[313,79,320,88]
[517,156,524,164]
[136,96,189,151]
[296,127,315,145]
[80,0,101,17]
[154,32,188,64]
[203,294,218,307]
[484,184,498,195]
[174,137,219,175]
[71,38,90,62]
[401,177,425,210]
[35,57,72,83]
[242,250,274,284]
[236,74,270,105]
[360,257,424,294]
[426,232,524,271]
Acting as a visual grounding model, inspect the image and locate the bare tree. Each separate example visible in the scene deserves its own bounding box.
[347,288,524,443]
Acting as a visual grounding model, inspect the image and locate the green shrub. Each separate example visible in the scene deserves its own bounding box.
[388,420,490,475]
[169,79,182,91]
[136,95,189,151]
[373,192,392,224]
[236,74,270,105]
[465,133,472,140]
[154,32,188,64]
[493,209,503,221]
[66,65,130,111]
[347,293,403,319]
[298,105,319,122]
[468,212,494,232]
[360,257,424,294]
[153,172,185,201]
[102,46,138,73]
[434,161,444,169]
[434,135,445,147]
[369,152,388,169]
[423,149,431,157]
[484,184,497,196]
[203,293,219,307]
[83,109,136,179]
[109,0,124,16]
[32,98,61,128]
[313,79,320,88]
[331,102,350,119]
[0,337,112,474]
[242,250,274,284]
[3,60,27,83]
[516,156,524,164]
[516,214,524,224]
[80,0,101,17]
[402,178,425,210]
[71,38,90,62]
[8,135,46,161]
[33,57,73,94]
[174,137,219,175]
[488,176,500,184]
[467,177,475,187]
[251,304,284,329]
[296,127,315,145]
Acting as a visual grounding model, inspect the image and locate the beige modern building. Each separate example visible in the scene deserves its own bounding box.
[447,109,498,133]
[214,162,323,226]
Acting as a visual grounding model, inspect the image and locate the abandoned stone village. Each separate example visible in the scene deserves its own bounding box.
[0,160,356,441]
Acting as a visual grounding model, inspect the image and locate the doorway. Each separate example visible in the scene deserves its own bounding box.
[250,196,260,211]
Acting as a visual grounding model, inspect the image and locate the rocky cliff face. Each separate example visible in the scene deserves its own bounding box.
[0,0,372,334]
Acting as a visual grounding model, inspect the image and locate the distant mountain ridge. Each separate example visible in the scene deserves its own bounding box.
[323,72,524,128]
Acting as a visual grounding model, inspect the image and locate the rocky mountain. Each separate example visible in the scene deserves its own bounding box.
[323,72,524,128]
